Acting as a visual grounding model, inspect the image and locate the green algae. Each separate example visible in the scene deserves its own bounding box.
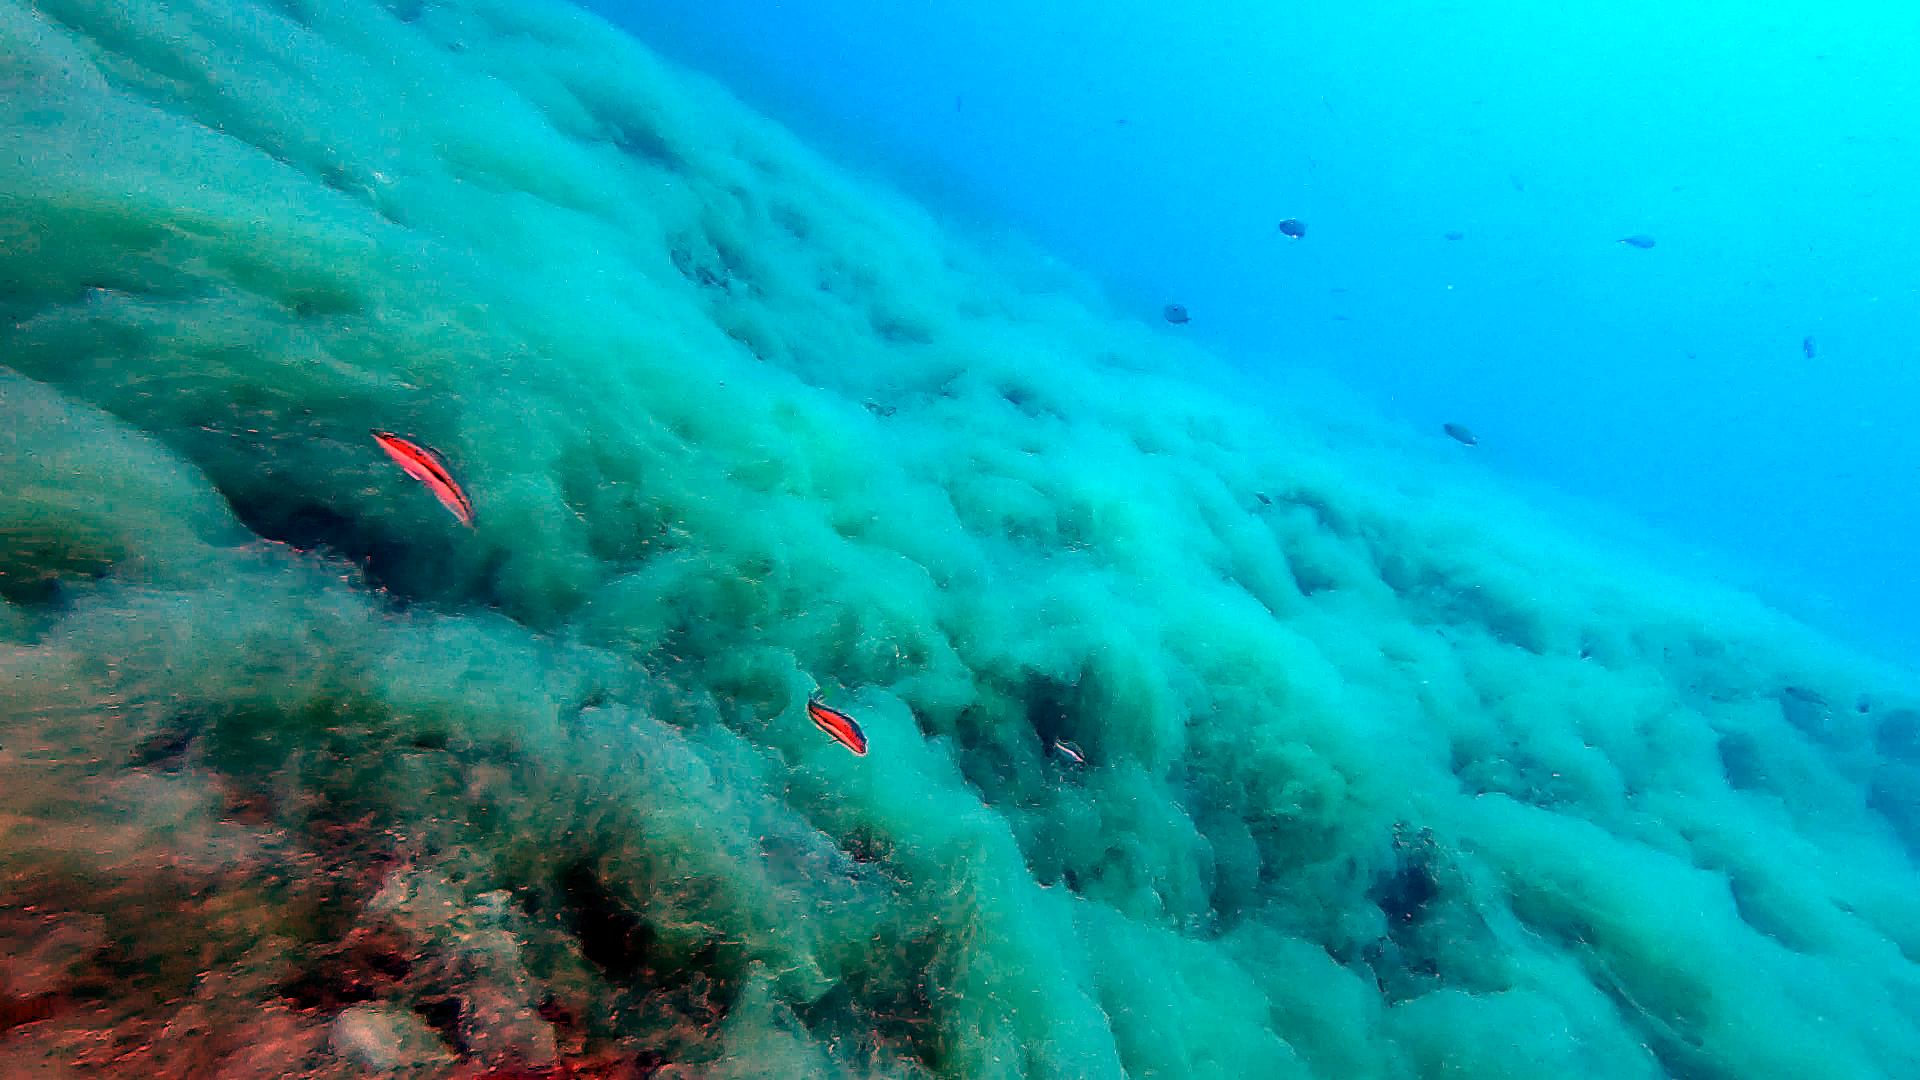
[0,1,1917,1078]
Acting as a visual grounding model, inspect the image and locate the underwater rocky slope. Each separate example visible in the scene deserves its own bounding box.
[2,0,1918,1077]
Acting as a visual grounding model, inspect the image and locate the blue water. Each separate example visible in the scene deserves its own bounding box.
[592,0,1920,664]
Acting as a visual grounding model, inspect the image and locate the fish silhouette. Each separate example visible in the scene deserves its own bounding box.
[808,697,868,756]
[1619,235,1656,249]
[371,431,475,526]
[1278,219,1307,239]
[1802,336,1816,359]
[1163,304,1191,324]
[1443,423,1478,446]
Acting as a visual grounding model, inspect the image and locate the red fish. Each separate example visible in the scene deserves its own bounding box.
[807,697,868,756]
[371,430,474,526]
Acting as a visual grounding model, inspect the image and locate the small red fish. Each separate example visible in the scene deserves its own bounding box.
[371,430,474,526]
[808,697,868,756]
[1052,739,1086,766]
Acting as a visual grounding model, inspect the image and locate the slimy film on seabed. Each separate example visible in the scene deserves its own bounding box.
[1,1,1917,1077]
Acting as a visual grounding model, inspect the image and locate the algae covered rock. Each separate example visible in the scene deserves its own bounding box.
[329,1003,456,1073]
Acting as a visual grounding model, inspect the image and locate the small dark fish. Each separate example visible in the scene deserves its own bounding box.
[1443,423,1478,446]
[1331,315,1351,321]
[1052,740,1086,766]
[1444,231,1464,241]
[1277,218,1307,239]
[1163,304,1191,324]
[371,431,474,525]
[1619,235,1656,249]
[1254,492,1272,505]
[1802,336,1816,359]
[808,697,868,756]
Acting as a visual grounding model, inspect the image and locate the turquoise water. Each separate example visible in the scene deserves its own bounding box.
[600,0,1920,663]
[1,1,1916,1077]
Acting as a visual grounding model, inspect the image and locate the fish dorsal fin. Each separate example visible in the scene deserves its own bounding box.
[373,430,454,478]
